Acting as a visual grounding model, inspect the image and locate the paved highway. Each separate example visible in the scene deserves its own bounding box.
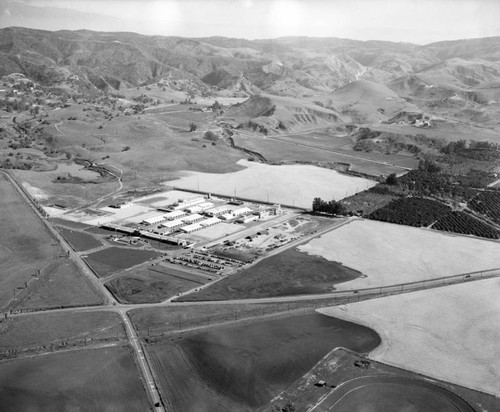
[2,171,165,412]
[4,169,500,412]
[119,310,165,412]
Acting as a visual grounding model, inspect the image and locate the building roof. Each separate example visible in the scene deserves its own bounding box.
[233,207,252,215]
[142,214,166,225]
[182,213,203,223]
[200,217,221,226]
[182,223,203,233]
[205,206,229,215]
[161,218,185,228]
[164,210,186,219]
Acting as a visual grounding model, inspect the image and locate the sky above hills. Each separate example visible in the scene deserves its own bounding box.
[1,0,500,44]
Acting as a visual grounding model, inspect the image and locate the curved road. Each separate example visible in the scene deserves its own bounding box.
[308,376,475,412]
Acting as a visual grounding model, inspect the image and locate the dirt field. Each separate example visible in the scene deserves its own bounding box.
[298,219,500,290]
[56,227,102,251]
[319,277,500,396]
[180,248,362,301]
[0,173,61,310]
[0,346,148,411]
[106,266,208,304]
[14,259,103,310]
[146,313,380,411]
[84,247,162,277]
[0,311,125,349]
[166,159,377,208]
[195,222,245,239]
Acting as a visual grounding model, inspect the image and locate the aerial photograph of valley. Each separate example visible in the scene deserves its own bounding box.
[0,0,499,411]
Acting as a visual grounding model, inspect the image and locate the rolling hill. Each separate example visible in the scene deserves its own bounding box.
[1,27,500,137]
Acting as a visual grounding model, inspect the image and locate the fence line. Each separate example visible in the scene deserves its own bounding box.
[145,267,500,340]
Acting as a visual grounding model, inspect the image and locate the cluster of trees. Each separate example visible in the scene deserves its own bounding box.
[385,173,398,185]
[203,131,219,142]
[433,211,499,239]
[368,197,451,227]
[418,158,441,173]
[312,197,346,215]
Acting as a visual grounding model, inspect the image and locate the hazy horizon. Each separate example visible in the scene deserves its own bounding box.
[1,0,500,44]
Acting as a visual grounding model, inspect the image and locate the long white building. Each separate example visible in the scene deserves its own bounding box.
[142,213,166,225]
[182,213,204,224]
[161,219,185,229]
[186,202,214,213]
[200,217,221,227]
[163,210,186,220]
[233,207,252,216]
[181,223,203,233]
[204,206,229,217]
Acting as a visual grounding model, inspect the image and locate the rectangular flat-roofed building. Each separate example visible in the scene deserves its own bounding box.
[181,223,203,233]
[142,214,166,225]
[232,207,252,216]
[204,206,229,217]
[187,202,214,213]
[182,213,204,224]
[161,219,185,229]
[219,212,234,221]
[200,217,221,227]
[163,210,186,220]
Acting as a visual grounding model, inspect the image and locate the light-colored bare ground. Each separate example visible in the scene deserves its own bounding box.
[194,222,245,240]
[319,277,500,396]
[298,219,500,289]
[165,160,376,208]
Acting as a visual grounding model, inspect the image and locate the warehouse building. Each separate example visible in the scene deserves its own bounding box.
[181,223,203,233]
[161,219,185,230]
[163,210,186,220]
[186,201,214,213]
[142,214,166,225]
[204,206,229,217]
[219,212,234,221]
[232,207,252,217]
[182,213,204,224]
[200,216,222,227]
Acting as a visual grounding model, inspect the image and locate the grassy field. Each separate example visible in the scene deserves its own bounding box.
[0,173,61,311]
[0,346,148,411]
[84,247,162,277]
[179,247,362,301]
[232,133,410,176]
[298,219,500,290]
[0,311,125,350]
[106,266,208,304]
[49,218,94,230]
[147,313,380,411]
[320,277,500,397]
[56,226,102,251]
[167,159,376,207]
[14,259,103,310]
[11,105,245,207]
